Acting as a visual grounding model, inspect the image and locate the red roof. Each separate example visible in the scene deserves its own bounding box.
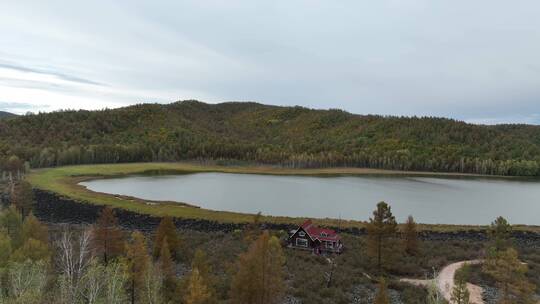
[300,220,341,242]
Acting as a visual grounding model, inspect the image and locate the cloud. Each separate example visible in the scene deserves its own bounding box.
[0,62,104,86]
[0,1,540,124]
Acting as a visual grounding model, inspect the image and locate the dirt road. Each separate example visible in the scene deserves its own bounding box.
[401,260,483,304]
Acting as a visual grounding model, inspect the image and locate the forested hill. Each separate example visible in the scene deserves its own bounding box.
[0,111,16,119]
[1,100,540,176]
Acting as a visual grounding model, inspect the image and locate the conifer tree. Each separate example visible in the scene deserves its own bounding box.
[11,180,34,217]
[0,205,23,249]
[230,231,285,304]
[374,277,389,304]
[126,231,150,304]
[92,207,125,264]
[153,217,180,260]
[483,247,535,304]
[159,238,176,302]
[488,216,512,253]
[366,201,397,271]
[22,213,49,244]
[185,268,212,304]
[402,215,419,255]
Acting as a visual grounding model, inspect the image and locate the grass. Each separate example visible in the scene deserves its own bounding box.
[27,162,540,232]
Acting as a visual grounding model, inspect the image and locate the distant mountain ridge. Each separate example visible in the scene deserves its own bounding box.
[1,100,540,176]
[0,111,16,119]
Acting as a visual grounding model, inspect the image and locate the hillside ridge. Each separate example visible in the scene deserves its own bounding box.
[1,100,540,176]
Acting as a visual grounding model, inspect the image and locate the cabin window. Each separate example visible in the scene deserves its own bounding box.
[320,232,327,237]
[325,241,334,248]
[296,238,308,247]
[298,231,305,237]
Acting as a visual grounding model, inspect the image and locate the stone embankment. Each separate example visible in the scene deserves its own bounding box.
[33,189,540,247]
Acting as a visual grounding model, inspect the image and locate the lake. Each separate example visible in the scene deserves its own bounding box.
[80,173,540,225]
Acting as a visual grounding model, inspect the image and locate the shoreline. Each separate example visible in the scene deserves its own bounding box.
[27,162,540,233]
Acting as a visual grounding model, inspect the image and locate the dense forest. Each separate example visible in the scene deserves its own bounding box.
[1,100,540,176]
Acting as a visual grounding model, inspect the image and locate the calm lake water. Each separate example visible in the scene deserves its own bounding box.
[80,173,540,225]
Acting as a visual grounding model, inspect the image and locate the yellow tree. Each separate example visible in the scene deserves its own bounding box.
[153,217,180,260]
[159,238,177,302]
[185,268,212,304]
[230,231,285,304]
[374,277,389,304]
[126,231,150,304]
[92,207,125,264]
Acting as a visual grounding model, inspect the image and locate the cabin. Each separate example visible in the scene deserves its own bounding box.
[288,220,343,254]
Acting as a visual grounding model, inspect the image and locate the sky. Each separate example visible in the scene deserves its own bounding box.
[1,1,540,124]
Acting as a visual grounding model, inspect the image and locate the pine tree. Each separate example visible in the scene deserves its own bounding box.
[488,216,512,253]
[159,238,176,302]
[402,215,419,255]
[153,217,180,260]
[185,268,212,304]
[483,247,535,304]
[92,207,125,264]
[366,201,398,271]
[126,231,150,304]
[230,231,285,304]
[374,277,389,304]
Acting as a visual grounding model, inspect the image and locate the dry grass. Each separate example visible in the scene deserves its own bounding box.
[26,162,540,232]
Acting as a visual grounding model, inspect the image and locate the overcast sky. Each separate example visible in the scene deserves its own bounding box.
[1,1,540,124]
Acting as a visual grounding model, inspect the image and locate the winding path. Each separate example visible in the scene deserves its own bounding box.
[401,260,483,304]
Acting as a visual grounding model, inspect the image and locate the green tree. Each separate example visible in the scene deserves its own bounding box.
[483,247,535,304]
[230,231,285,304]
[488,216,512,253]
[6,260,48,304]
[451,264,470,304]
[0,206,23,249]
[0,231,12,267]
[21,213,48,244]
[366,201,398,271]
[402,215,419,255]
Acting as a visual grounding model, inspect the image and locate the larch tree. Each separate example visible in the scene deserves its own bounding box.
[126,231,150,304]
[91,207,125,264]
[482,247,535,304]
[153,217,180,260]
[230,231,285,304]
[185,268,212,304]
[366,201,398,272]
[374,277,390,304]
[243,212,262,244]
[159,238,177,302]
[10,180,34,217]
[22,213,49,244]
[402,215,419,256]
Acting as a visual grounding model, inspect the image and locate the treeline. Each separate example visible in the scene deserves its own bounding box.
[2,100,540,176]
[0,184,287,304]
